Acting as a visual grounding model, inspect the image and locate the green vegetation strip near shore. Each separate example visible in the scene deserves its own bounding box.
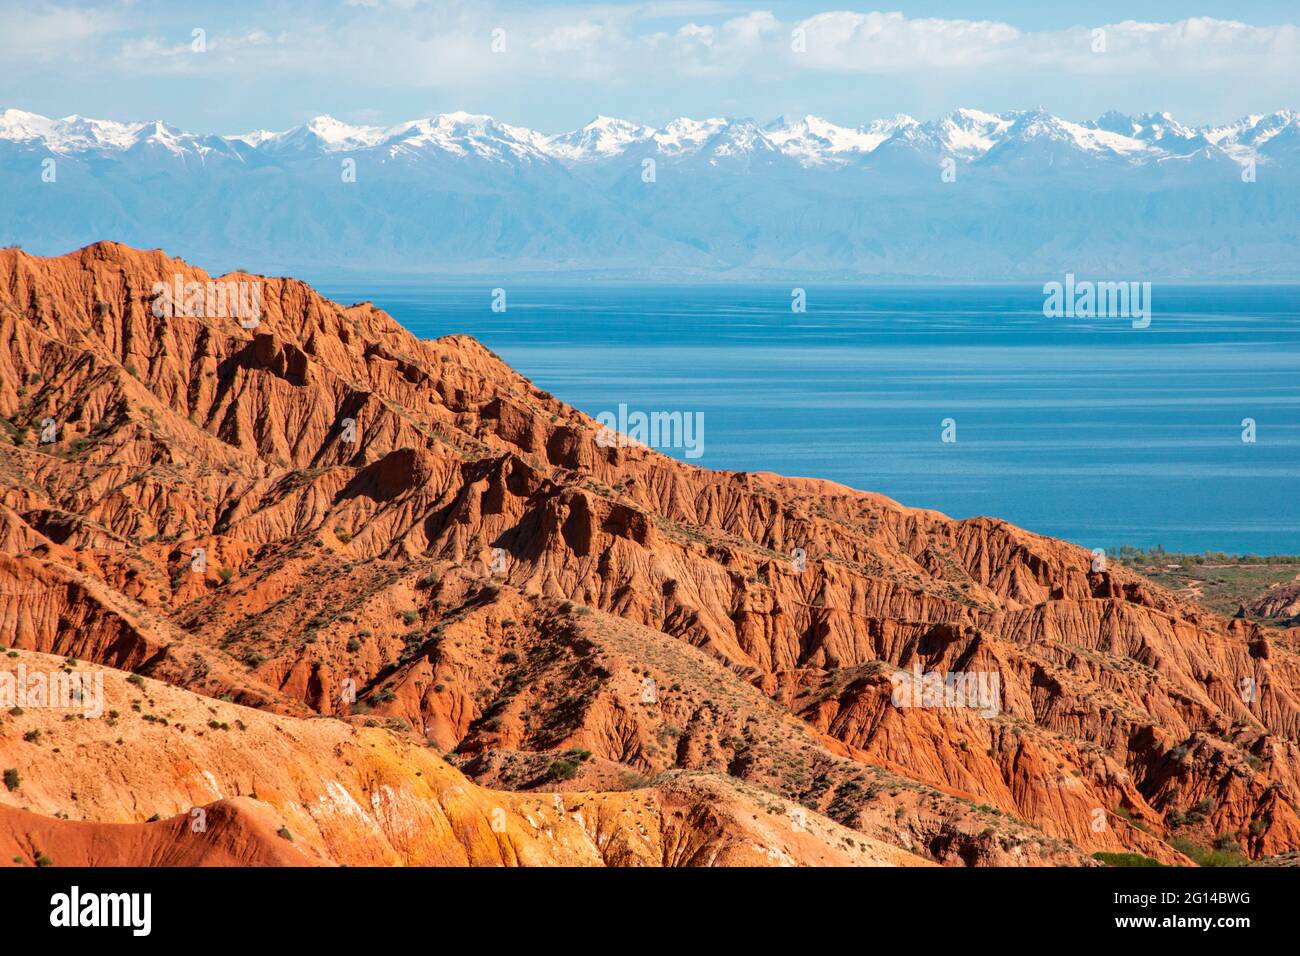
[1109,547,1300,626]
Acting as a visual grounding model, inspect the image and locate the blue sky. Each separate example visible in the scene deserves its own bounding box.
[1,1,1297,133]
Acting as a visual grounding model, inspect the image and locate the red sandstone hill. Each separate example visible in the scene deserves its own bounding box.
[2,241,1298,867]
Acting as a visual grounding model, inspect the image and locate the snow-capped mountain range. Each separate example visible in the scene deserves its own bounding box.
[5,106,1298,166]
[2,106,1297,279]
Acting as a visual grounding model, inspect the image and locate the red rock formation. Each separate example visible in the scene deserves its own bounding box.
[0,652,920,867]
[1249,579,1300,622]
[2,242,1297,866]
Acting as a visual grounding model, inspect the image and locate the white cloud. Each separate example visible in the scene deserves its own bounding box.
[787,12,1300,75]
[1093,17,1300,70]
[676,23,715,46]
[115,28,281,75]
[1,5,1295,128]
[721,11,778,44]
[7,5,1296,83]
[795,11,1021,71]
[0,2,127,61]
[532,20,606,54]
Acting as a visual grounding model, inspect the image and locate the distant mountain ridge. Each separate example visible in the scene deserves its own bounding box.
[5,106,1298,165]
[1,106,1297,279]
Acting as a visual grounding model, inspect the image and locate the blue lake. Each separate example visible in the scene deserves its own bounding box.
[313,282,1300,555]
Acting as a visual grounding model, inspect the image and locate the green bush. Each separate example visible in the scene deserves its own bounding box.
[1170,836,1248,867]
[1092,851,1165,867]
[547,758,581,782]
[3,768,19,791]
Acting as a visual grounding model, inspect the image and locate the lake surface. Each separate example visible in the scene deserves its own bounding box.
[314,282,1300,555]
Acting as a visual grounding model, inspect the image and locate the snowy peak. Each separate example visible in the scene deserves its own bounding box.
[925,108,1016,158]
[0,109,149,152]
[547,115,655,161]
[651,117,730,156]
[225,128,279,148]
[1090,110,1204,150]
[1131,111,1196,142]
[0,109,244,160]
[699,118,782,158]
[559,115,779,161]
[242,111,555,163]
[304,114,389,150]
[764,114,913,162]
[1259,119,1300,159]
[1205,110,1297,144]
[870,110,1002,161]
[979,108,1151,164]
[255,115,391,154]
[386,113,553,162]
